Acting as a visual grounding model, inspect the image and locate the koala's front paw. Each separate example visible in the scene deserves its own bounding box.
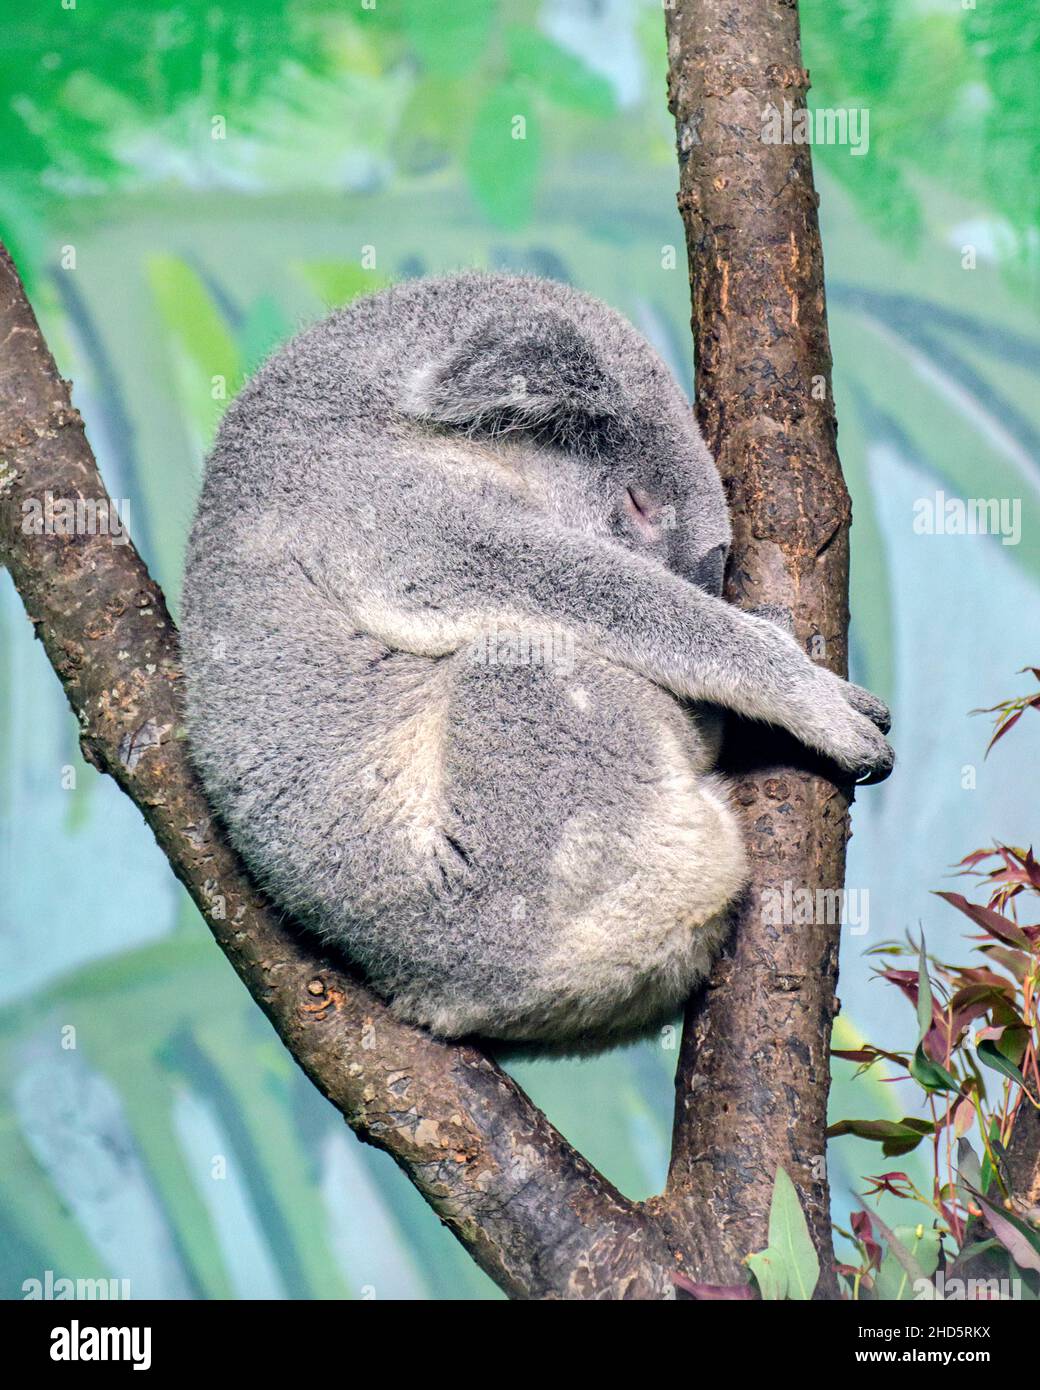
[789,669,895,789]
[796,671,895,784]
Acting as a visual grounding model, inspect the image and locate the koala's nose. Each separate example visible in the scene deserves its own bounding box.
[693,543,728,596]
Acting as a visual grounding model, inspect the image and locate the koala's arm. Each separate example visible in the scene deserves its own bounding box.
[325,486,892,782]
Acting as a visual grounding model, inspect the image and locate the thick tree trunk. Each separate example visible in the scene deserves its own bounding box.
[657,0,851,1291]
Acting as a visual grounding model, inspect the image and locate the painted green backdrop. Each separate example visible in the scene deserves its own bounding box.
[1,0,1038,1299]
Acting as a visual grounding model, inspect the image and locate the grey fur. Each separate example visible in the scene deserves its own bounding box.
[180,271,892,1046]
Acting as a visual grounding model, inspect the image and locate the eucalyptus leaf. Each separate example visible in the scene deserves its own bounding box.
[859,1203,936,1299]
[970,1190,1040,1274]
[875,1224,941,1301]
[909,1042,959,1093]
[977,1039,1029,1089]
[746,1247,788,1301]
[956,1137,984,1197]
[767,1167,820,1301]
[916,933,933,1043]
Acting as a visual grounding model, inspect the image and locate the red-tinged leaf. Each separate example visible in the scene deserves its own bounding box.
[862,1171,917,1200]
[1023,847,1040,889]
[949,982,1014,1011]
[952,1095,975,1140]
[851,1210,883,1270]
[945,984,1012,1050]
[958,848,998,870]
[831,1045,909,1068]
[934,892,1033,950]
[672,1271,755,1299]
[921,1022,949,1064]
[878,968,918,988]
[986,867,1027,888]
[953,965,1014,990]
[986,706,1024,752]
[878,968,945,1027]
[978,944,1032,982]
[947,1010,990,1047]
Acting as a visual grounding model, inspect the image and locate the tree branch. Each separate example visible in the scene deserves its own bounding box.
[657,0,852,1290]
[0,241,675,1302]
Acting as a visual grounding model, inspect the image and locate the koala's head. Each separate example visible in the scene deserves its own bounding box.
[401,286,731,596]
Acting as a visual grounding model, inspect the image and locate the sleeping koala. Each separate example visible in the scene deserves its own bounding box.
[180,271,892,1046]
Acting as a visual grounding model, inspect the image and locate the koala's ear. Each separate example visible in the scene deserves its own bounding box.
[400,309,622,442]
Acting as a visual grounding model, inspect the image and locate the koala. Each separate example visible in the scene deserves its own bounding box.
[180,271,892,1047]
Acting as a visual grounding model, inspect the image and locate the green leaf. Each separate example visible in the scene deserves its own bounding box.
[395,76,475,173]
[956,1137,983,1196]
[827,1115,935,1156]
[909,1042,959,1093]
[860,1204,937,1300]
[746,1247,788,1301]
[977,1039,1029,1089]
[766,1166,820,1301]
[466,82,541,230]
[916,933,933,1042]
[980,1117,1004,1194]
[875,1224,941,1301]
[956,1238,1003,1264]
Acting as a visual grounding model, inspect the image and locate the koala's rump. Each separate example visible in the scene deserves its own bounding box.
[366,643,747,1041]
[182,568,745,1041]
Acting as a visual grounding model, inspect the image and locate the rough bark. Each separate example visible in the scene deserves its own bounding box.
[658,1,852,1290]
[0,241,674,1302]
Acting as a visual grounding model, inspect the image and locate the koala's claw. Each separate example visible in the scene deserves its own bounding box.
[844,682,892,735]
[849,728,896,784]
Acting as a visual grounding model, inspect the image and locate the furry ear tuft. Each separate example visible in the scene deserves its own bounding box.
[400,309,624,447]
